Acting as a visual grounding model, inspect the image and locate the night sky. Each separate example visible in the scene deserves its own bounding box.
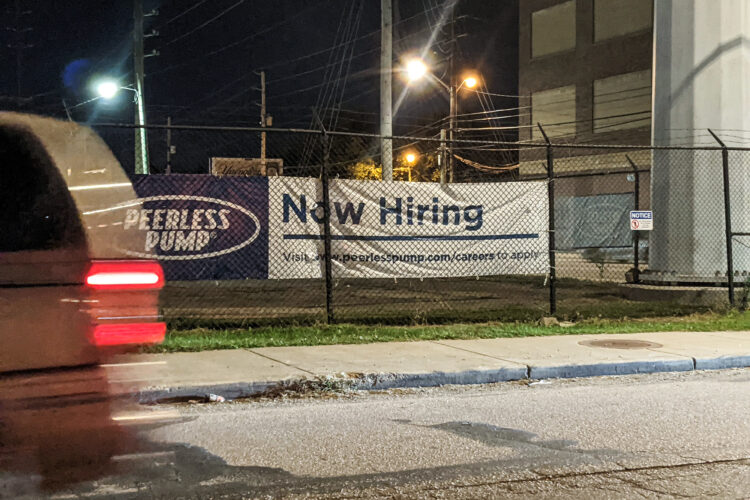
[1,0,518,138]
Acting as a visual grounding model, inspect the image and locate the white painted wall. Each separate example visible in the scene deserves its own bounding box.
[651,0,750,278]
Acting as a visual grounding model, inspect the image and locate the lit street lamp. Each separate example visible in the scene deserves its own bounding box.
[394,151,418,182]
[95,79,149,175]
[96,81,119,99]
[405,58,478,183]
[406,59,428,82]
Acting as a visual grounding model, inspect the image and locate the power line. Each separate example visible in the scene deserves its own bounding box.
[300,0,361,163]
[152,2,326,77]
[453,105,532,118]
[158,0,210,27]
[462,110,651,132]
[162,0,247,48]
[302,0,364,161]
[200,24,433,110]
[152,3,437,78]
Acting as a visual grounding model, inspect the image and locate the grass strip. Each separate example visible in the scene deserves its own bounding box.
[147,310,750,353]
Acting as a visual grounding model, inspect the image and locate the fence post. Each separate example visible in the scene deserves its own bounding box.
[708,129,735,307]
[320,132,336,323]
[537,123,556,315]
[626,155,640,284]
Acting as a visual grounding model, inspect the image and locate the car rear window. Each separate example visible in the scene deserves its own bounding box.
[0,125,85,252]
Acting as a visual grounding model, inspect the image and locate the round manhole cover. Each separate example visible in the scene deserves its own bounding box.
[579,339,662,350]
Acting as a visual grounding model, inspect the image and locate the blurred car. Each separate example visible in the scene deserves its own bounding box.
[0,112,165,489]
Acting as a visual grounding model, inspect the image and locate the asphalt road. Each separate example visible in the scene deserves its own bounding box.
[7,369,750,499]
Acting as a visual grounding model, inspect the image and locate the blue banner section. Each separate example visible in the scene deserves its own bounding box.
[556,193,633,250]
[130,175,268,280]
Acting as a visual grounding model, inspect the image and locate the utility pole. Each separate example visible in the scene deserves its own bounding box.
[380,0,393,181]
[133,0,149,174]
[260,70,267,175]
[447,7,456,183]
[448,86,456,183]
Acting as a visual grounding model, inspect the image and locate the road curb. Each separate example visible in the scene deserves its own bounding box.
[138,356,749,403]
[347,367,529,390]
[529,359,695,380]
[694,355,750,371]
[139,381,277,404]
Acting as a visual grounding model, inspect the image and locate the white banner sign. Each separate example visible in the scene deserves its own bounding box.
[268,178,548,279]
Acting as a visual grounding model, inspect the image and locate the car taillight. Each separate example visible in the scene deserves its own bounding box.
[85,260,164,290]
[90,323,166,346]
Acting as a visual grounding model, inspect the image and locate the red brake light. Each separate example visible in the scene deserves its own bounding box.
[90,322,166,346]
[85,260,165,290]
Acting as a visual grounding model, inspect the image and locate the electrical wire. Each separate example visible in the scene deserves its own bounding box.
[300,0,361,163]
[151,2,436,78]
[162,0,247,48]
[158,0,210,27]
[305,1,369,159]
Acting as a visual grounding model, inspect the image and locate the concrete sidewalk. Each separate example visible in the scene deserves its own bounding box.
[114,330,750,402]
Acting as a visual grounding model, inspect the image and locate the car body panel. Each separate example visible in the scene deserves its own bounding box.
[0,113,158,372]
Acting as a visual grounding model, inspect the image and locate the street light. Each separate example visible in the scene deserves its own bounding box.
[463,77,477,89]
[406,59,428,82]
[96,81,119,99]
[94,79,149,175]
[394,151,418,182]
[404,58,479,183]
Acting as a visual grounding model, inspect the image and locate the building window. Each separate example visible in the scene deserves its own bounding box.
[532,85,576,140]
[594,0,652,42]
[593,70,651,133]
[531,1,576,58]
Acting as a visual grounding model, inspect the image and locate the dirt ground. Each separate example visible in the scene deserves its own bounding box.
[160,268,697,325]
[160,249,652,324]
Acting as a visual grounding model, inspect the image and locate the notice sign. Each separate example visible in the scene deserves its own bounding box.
[269,178,549,279]
[630,210,653,231]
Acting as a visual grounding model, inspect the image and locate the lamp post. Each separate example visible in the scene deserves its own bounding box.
[96,80,149,174]
[405,58,477,183]
[394,151,417,182]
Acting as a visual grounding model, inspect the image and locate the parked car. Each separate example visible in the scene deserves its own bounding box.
[0,112,165,488]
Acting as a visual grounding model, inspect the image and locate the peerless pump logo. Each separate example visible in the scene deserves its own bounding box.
[123,195,260,260]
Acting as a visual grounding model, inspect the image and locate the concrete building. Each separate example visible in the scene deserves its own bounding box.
[517,0,655,281]
[518,0,749,284]
[518,0,653,165]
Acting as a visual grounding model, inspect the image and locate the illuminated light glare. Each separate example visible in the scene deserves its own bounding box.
[90,322,166,346]
[85,261,165,290]
[464,77,478,89]
[406,59,428,81]
[405,153,416,164]
[68,182,133,191]
[112,412,180,422]
[86,272,161,287]
[97,81,120,99]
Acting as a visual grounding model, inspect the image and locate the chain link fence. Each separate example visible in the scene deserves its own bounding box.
[91,123,749,326]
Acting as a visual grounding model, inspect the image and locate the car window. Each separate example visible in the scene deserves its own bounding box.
[0,126,85,253]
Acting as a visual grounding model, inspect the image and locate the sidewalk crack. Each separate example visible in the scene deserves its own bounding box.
[430,341,526,368]
[243,349,316,376]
